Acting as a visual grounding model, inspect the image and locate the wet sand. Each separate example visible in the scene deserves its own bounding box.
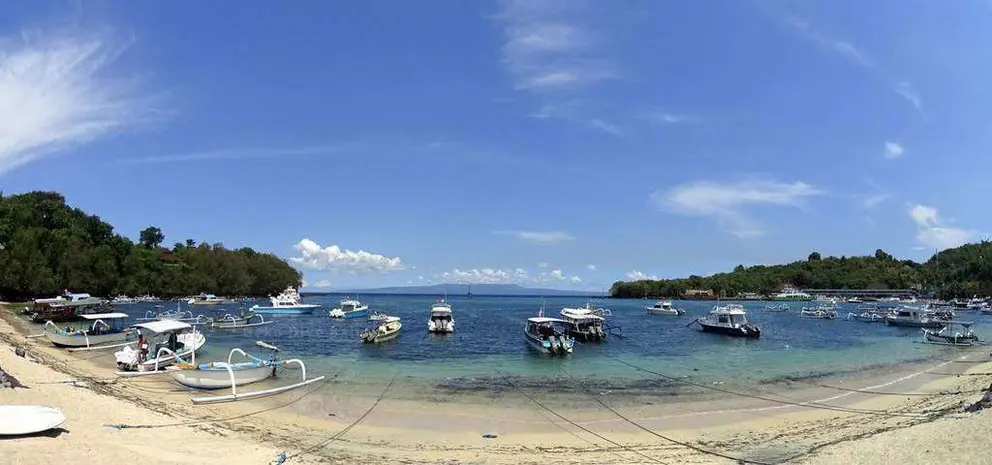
[2,306,991,464]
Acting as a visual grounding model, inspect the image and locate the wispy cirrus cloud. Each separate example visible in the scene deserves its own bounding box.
[643,111,700,125]
[908,204,977,251]
[652,178,824,239]
[0,28,158,175]
[494,230,575,245]
[884,141,904,159]
[289,239,404,274]
[120,144,356,165]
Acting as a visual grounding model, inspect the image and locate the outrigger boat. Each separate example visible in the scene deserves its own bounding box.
[524,317,575,355]
[427,299,454,334]
[136,303,209,325]
[170,341,325,405]
[764,303,790,312]
[250,287,320,315]
[207,313,273,330]
[329,298,369,319]
[922,321,979,346]
[114,320,206,376]
[559,305,607,342]
[646,301,685,316]
[692,304,761,338]
[847,306,886,323]
[187,293,228,306]
[800,305,838,319]
[360,316,402,343]
[44,313,133,348]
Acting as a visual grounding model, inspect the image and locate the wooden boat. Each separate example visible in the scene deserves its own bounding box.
[114,320,206,375]
[29,292,108,323]
[427,299,454,334]
[44,312,133,348]
[646,301,685,316]
[559,305,607,342]
[360,316,402,343]
[0,406,66,436]
[207,313,273,330]
[524,317,575,355]
[693,304,761,338]
[922,321,979,346]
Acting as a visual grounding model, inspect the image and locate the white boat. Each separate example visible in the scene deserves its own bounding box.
[29,291,107,323]
[136,304,209,325]
[966,297,988,311]
[922,321,979,346]
[187,293,227,306]
[111,295,138,305]
[800,306,838,319]
[427,299,454,333]
[329,298,369,318]
[44,313,132,348]
[646,301,685,316]
[173,342,326,405]
[771,287,812,301]
[884,307,947,328]
[846,297,863,303]
[361,316,402,343]
[847,305,885,323]
[0,406,66,436]
[250,287,320,315]
[764,303,790,312]
[524,317,575,355]
[208,313,273,329]
[693,304,761,338]
[559,305,607,342]
[114,320,206,375]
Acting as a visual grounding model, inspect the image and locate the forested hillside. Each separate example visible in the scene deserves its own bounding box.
[0,191,301,300]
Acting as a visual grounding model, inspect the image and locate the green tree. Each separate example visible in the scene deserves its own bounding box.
[808,251,821,261]
[139,226,165,249]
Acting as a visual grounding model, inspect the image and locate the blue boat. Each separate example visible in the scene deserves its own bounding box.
[249,287,319,315]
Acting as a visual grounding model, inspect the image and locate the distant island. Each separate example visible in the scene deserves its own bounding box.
[304,283,605,297]
[610,245,992,300]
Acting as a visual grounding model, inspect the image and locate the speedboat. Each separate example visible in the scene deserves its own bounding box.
[884,307,948,328]
[922,321,979,346]
[427,299,454,334]
[693,304,761,338]
[114,320,206,375]
[360,316,402,343]
[524,317,574,355]
[329,298,369,318]
[43,313,133,348]
[646,301,685,316]
[187,293,227,306]
[250,287,319,315]
[800,305,838,319]
[559,305,607,342]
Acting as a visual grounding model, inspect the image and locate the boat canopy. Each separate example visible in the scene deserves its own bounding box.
[133,320,192,333]
[377,316,401,323]
[79,312,129,320]
[560,308,604,321]
[528,317,569,324]
[712,305,746,315]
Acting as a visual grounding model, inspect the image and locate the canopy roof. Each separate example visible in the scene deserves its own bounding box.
[133,320,192,333]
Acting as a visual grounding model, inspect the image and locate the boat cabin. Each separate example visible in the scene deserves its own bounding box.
[77,312,129,334]
[132,320,196,354]
[526,317,570,338]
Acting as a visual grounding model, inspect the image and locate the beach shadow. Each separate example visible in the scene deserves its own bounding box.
[0,427,69,440]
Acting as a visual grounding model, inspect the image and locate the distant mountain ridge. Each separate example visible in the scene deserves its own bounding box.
[305,283,604,296]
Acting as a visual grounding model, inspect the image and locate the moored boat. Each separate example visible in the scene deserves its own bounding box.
[114,320,206,374]
[922,321,979,346]
[187,293,227,306]
[884,307,948,328]
[360,316,401,343]
[764,303,790,312]
[207,313,273,329]
[44,313,133,348]
[427,299,454,333]
[559,305,606,342]
[771,287,812,301]
[524,317,575,355]
[330,298,369,318]
[847,305,885,323]
[250,287,319,315]
[646,300,685,316]
[693,304,761,338]
[800,305,838,319]
[30,292,107,323]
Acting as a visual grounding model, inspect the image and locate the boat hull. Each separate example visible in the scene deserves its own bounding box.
[171,364,275,390]
[923,332,978,346]
[646,308,682,316]
[0,406,66,436]
[523,331,573,355]
[698,322,760,338]
[884,319,945,328]
[46,331,128,348]
[331,309,369,319]
[115,333,207,372]
[251,306,317,315]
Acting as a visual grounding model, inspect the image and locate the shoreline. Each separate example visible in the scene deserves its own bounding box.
[2,306,991,464]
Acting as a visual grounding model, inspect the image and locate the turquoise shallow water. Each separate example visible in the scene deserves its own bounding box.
[38,295,992,395]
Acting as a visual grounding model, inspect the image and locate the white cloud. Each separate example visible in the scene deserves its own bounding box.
[301,280,309,288]
[536,262,550,268]
[0,28,156,175]
[862,193,892,209]
[495,230,575,245]
[289,239,404,273]
[645,112,700,125]
[884,141,904,159]
[313,280,332,288]
[586,264,597,271]
[436,266,582,287]
[908,204,976,251]
[588,118,621,136]
[892,81,922,111]
[122,144,354,165]
[626,270,660,281]
[652,178,824,238]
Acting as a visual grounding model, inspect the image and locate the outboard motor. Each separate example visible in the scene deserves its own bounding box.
[549,335,560,354]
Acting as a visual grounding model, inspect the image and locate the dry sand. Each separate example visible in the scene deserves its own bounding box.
[2,306,991,464]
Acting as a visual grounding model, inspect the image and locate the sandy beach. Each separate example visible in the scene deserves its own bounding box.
[2,306,991,465]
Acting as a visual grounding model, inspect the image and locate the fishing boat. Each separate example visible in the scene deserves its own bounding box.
[646,300,685,316]
[187,293,227,306]
[114,320,206,375]
[524,317,575,355]
[250,287,320,315]
[922,321,979,346]
[427,299,454,334]
[111,295,138,305]
[771,287,812,301]
[884,307,948,328]
[171,342,326,405]
[847,305,886,323]
[207,313,273,329]
[136,304,209,325]
[764,303,790,312]
[360,315,402,343]
[559,305,607,342]
[329,298,369,319]
[693,304,761,338]
[29,292,107,323]
[966,297,988,312]
[800,305,838,319]
[43,313,133,348]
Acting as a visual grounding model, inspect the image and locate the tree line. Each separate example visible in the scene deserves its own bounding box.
[0,191,301,300]
[611,246,992,300]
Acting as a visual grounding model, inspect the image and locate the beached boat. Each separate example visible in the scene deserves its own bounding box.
[171,342,326,405]
[187,293,227,306]
[922,321,979,346]
[29,292,107,323]
[427,299,454,334]
[0,406,66,436]
[800,305,838,319]
[764,303,790,312]
[360,316,401,343]
[693,304,761,338]
[114,320,206,375]
[524,317,575,355]
[646,300,685,316]
[329,298,369,319]
[771,287,812,301]
[250,287,319,315]
[44,313,133,348]
[559,305,606,342]
[884,307,948,328]
[207,313,273,330]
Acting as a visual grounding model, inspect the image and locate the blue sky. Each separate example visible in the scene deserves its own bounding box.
[1,1,990,291]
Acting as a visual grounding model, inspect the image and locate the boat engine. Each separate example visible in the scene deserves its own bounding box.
[549,335,560,354]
